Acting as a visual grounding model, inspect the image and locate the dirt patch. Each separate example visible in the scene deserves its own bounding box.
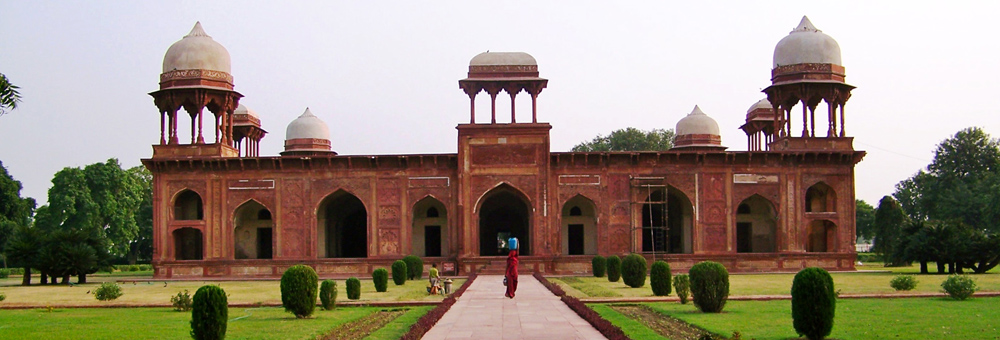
[318,308,407,340]
[611,304,713,340]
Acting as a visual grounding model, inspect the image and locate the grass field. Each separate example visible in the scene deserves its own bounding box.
[553,263,1000,299]
[0,305,432,340]
[0,274,463,307]
[593,297,1000,340]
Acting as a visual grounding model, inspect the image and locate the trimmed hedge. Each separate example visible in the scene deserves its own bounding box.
[650,260,672,296]
[392,260,408,285]
[280,264,318,318]
[320,280,337,310]
[621,254,647,288]
[346,277,361,300]
[94,282,123,301]
[373,268,389,292]
[689,261,729,313]
[673,274,690,304]
[941,275,977,300]
[792,267,836,340]
[0,268,9,278]
[533,273,629,340]
[606,255,622,282]
[592,256,606,277]
[190,285,228,340]
[889,275,917,291]
[403,255,423,280]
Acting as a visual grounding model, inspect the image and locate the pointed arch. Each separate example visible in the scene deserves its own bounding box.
[173,227,203,260]
[233,199,273,259]
[735,194,777,253]
[477,183,532,256]
[805,181,837,212]
[641,186,693,254]
[173,189,203,220]
[561,194,597,255]
[807,220,837,252]
[317,190,368,258]
[412,195,448,257]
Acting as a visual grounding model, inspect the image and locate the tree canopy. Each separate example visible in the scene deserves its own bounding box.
[571,127,675,152]
[0,160,36,267]
[0,73,22,116]
[854,199,875,242]
[872,196,906,266]
[893,127,1000,232]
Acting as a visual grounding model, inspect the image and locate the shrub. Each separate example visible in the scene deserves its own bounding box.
[171,290,193,311]
[403,255,423,280]
[591,256,606,277]
[0,292,6,302]
[0,268,9,278]
[319,280,337,310]
[140,264,152,271]
[98,265,115,273]
[792,267,836,340]
[650,260,672,296]
[94,282,123,301]
[392,260,408,285]
[673,274,690,304]
[346,277,361,300]
[606,255,622,282]
[191,285,228,340]
[373,268,389,292]
[941,275,977,300]
[889,275,918,291]
[689,261,729,313]
[129,265,140,272]
[9,267,24,275]
[280,264,318,318]
[621,254,647,288]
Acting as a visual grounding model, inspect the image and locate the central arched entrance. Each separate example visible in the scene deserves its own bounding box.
[478,185,531,256]
[317,190,368,258]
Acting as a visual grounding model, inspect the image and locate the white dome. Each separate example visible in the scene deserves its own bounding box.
[285,108,330,141]
[747,98,773,114]
[676,105,721,136]
[773,16,841,68]
[234,104,259,118]
[162,22,232,74]
[470,52,537,66]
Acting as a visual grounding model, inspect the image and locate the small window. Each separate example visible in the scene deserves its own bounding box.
[737,204,751,214]
[257,209,272,220]
[426,207,439,218]
[569,206,582,216]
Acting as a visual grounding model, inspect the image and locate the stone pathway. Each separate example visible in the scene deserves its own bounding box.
[423,275,606,340]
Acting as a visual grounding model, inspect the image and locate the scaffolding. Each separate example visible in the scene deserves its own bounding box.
[629,176,669,262]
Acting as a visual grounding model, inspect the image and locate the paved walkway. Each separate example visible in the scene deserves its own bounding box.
[423,275,606,340]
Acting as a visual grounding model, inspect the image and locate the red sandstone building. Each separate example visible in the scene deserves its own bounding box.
[145,17,864,279]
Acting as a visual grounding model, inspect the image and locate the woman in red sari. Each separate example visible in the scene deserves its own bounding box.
[505,249,519,298]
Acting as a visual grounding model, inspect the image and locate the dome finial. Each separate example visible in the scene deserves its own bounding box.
[301,107,315,117]
[186,21,210,38]
[691,105,705,115]
[794,16,819,32]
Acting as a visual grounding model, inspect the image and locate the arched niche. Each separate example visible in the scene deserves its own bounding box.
[641,186,693,254]
[478,184,531,256]
[173,227,203,260]
[561,195,597,255]
[173,190,203,220]
[233,200,273,260]
[735,194,777,253]
[317,190,368,258]
[805,182,837,213]
[412,196,448,257]
[807,220,837,252]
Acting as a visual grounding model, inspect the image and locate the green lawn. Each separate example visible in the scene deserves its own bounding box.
[554,263,1000,298]
[0,274,463,307]
[0,305,432,339]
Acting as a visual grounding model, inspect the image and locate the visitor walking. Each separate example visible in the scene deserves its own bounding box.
[429,263,440,293]
[504,247,519,298]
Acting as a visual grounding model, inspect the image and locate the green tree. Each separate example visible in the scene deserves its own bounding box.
[894,127,1000,232]
[83,159,143,257]
[571,127,675,152]
[126,165,153,264]
[0,73,22,116]
[34,167,112,283]
[873,196,907,266]
[855,199,875,242]
[5,225,42,285]
[0,160,36,268]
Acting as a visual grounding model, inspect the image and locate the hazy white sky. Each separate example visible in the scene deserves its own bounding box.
[2,1,999,207]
